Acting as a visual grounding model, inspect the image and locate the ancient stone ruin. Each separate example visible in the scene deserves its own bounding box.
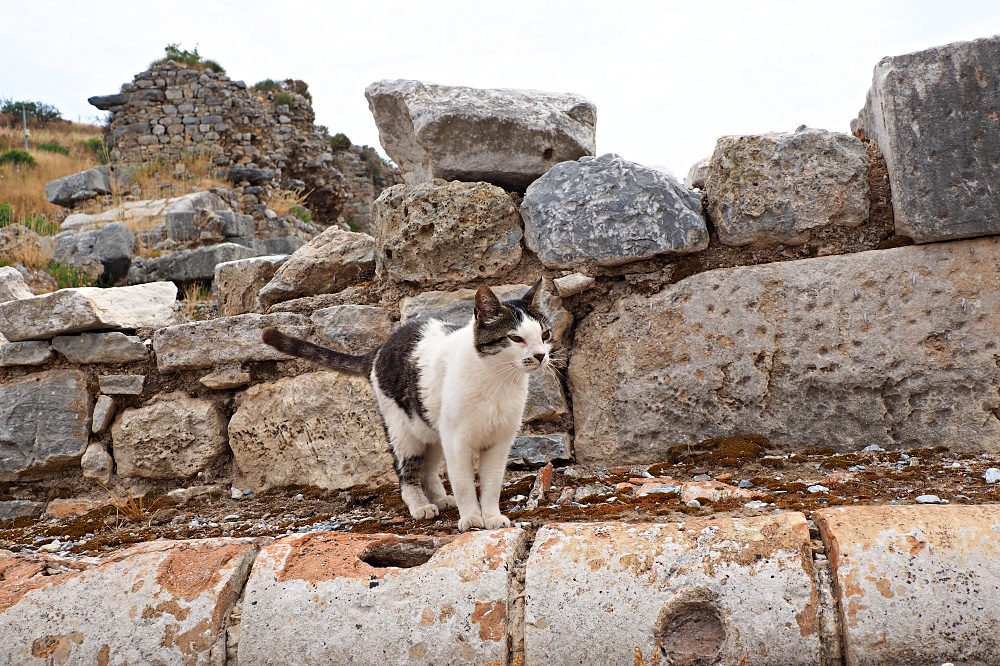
[3,35,1000,664]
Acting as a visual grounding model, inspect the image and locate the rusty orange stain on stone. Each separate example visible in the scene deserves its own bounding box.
[142,599,191,621]
[156,541,248,601]
[904,534,927,556]
[794,585,820,637]
[471,600,506,642]
[420,606,435,626]
[875,578,895,598]
[0,556,87,613]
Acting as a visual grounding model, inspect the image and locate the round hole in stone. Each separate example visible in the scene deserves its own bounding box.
[360,537,441,568]
[655,593,726,665]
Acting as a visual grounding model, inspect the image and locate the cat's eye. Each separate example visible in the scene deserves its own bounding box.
[541,330,551,341]
[508,334,524,343]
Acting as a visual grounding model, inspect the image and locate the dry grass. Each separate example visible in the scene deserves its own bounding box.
[182,281,212,318]
[0,122,103,227]
[266,186,310,218]
[115,147,229,202]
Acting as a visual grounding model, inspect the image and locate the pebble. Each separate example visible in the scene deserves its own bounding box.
[511,495,527,502]
[294,493,305,501]
[223,514,239,521]
[692,474,711,482]
[38,540,62,553]
[985,468,1000,484]
[685,500,701,509]
[737,480,753,489]
[230,487,244,500]
[744,500,770,509]
[862,444,885,453]
[807,485,829,494]
[562,468,579,478]
[915,495,947,504]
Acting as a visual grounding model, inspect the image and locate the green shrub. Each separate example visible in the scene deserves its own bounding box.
[1,99,63,124]
[290,79,311,101]
[0,202,12,226]
[253,79,279,92]
[0,149,35,166]
[361,146,384,177]
[291,205,312,223]
[329,133,352,151]
[151,44,225,74]
[47,261,94,289]
[82,137,109,164]
[273,91,294,107]
[37,141,70,156]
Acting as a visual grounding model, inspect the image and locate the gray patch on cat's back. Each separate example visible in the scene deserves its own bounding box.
[373,320,432,425]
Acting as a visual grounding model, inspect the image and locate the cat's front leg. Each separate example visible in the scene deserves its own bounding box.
[477,441,513,530]
[442,438,484,532]
[421,441,456,511]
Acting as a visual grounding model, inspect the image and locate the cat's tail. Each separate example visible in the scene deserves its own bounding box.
[261,327,373,376]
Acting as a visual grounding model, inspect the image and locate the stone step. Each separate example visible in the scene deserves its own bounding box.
[1,506,997,664]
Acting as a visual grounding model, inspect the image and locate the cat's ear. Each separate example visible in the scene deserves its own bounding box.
[521,278,544,308]
[474,286,504,323]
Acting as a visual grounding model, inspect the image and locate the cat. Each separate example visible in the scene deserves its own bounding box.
[261,279,552,532]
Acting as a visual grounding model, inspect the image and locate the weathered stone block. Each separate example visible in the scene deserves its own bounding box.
[126,242,256,284]
[510,433,571,466]
[853,36,1000,243]
[0,539,257,664]
[310,305,393,354]
[0,370,90,481]
[258,229,374,308]
[153,312,310,372]
[373,180,522,287]
[213,255,287,317]
[0,282,177,342]
[52,332,147,364]
[112,392,228,479]
[91,395,116,434]
[98,374,145,395]
[238,530,526,665]
[45,167,112,207]
[705,128,868,246]
[366,79,596,191]
[0,341,54,367]
[229,372,393,491]
[522,153,708,269]
[53,221,135,284]
[815,505,1000,665]
[525,516,822,664]
[570,237,1000,464]
[0,266,35,303]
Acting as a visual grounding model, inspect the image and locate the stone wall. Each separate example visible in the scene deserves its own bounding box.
[89,61,401,230]
[3,35,1000,517]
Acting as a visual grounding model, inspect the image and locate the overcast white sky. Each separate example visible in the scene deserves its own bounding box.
[3,1,999,176]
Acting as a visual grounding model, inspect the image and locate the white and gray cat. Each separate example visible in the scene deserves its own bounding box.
[261,279,552,532]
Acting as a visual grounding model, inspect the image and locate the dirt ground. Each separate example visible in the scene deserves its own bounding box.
[3,437,999,559]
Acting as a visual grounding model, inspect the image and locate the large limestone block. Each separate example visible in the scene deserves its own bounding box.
[366,79,596,191]
[213,255,287,316]
[0,370,90,482]
[853,36,1000,243]
[258,229,374,309]
[0,538,257,664]
[238,529,527,665]
[53,221,135,284]
[52,331,147,363]
[0,266,35,303]
[705,128,869,246]
[372,180,523,287]
[112,392,228,479]
[44,166,112,207]
[126,242,256,285]
[60,190,229,232]
[522,153,708,269]
[525,515,821,665]
[153,312,309,372]
[570,237,1000,464]
[0,281,177,342]
[229,372,394,491]
[311,305,394,354]
[815,505,1000,665]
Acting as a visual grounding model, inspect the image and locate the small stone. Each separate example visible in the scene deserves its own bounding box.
[692,474,711,482]
[91,395,116,434]
[231,487,244,500]
[562,468,579,478]
[985,468,1000,484]
[81,442,113,484]
[98,374,145,395]
[38,540,62,553]
[738,480,754,489]
[744,500,770,509]
[199,368,252,390]
[807,485,830,494]
[861,445,885,453]
[686,500,701,509]
[223,514,240,521]
[294,493,304,501]
[552,273,596,298]
[915,494,946,504]
[556,487,575,505]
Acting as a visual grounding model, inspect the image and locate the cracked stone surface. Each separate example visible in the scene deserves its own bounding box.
[570,237,1000,464]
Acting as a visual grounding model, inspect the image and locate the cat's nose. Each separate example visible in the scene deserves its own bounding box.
[534,353,546,363]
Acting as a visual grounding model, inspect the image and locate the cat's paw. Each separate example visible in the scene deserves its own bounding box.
[457,514,485,532]
[434,495,457,510]
[483,514,511,530]
[409,504,440,520]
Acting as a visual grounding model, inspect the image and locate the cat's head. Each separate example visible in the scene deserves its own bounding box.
[473,278,552,372]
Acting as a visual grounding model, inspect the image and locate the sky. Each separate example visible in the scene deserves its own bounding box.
[3,1,999,177]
